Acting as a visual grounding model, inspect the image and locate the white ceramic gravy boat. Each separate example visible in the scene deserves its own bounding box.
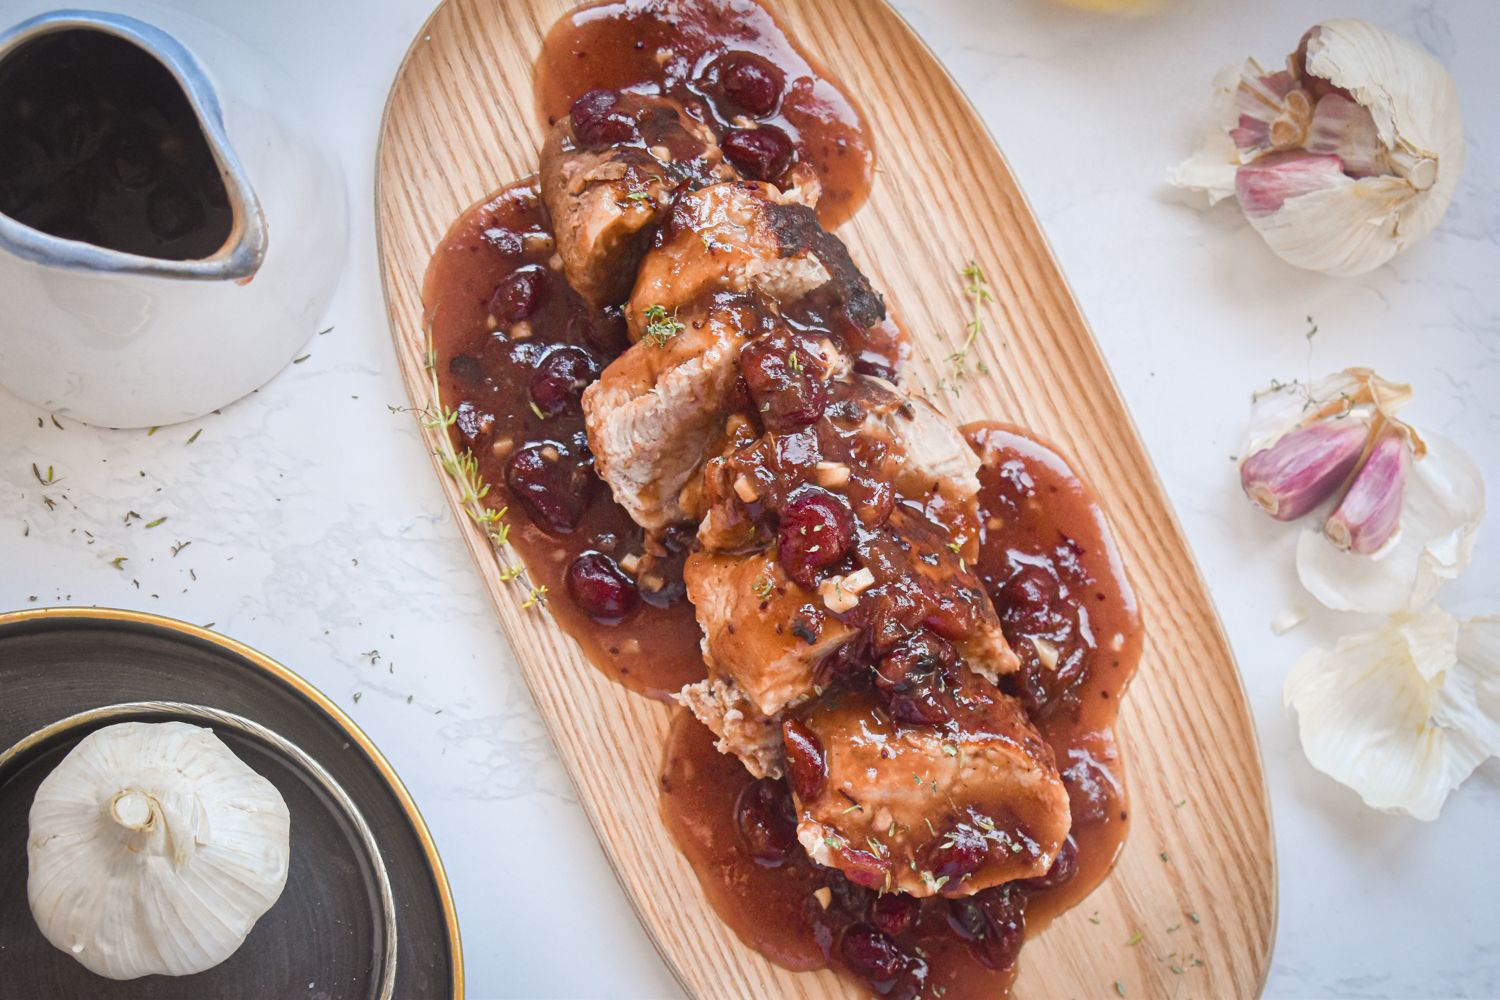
[0,8,347,427]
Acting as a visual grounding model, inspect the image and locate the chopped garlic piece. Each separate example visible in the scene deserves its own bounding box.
[814,461,851,489]
[1031,637,1060,671]
[813,887,832,909]
[619,553,641,576]
[733,475,759,503]
[818,568,874,614]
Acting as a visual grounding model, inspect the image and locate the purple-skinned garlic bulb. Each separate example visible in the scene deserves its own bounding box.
[1173,20,1464,276]
[1240,418,1368,520]
[1325,429,1409,553]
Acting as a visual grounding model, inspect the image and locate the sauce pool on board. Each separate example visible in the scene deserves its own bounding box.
[534,0,876,227]
[658,423,1140,999]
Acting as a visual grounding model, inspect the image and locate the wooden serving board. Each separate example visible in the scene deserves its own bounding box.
[375,1,1276,996]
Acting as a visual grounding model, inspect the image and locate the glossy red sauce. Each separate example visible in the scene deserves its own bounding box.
[534,0,874,227]
[423,179,906,700]
[659,424,1140,999]
[424,182,706,700]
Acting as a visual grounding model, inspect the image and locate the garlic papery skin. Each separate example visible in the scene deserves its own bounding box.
[1172,20,1465,276]
[1284,609,1500,820]
[27,721,290,980]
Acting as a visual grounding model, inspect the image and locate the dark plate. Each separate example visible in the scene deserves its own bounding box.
[0,608,462,1000]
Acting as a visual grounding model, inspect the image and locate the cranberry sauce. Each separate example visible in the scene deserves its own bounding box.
[534,0,875,227]
[423,180,705,700]
[660,424,1141,999]
[0,29,232,260]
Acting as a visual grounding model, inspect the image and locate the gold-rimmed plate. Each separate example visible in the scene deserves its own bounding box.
[0,608,462,999]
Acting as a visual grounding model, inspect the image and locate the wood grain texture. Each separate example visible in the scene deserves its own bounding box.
[375,2,1277,996]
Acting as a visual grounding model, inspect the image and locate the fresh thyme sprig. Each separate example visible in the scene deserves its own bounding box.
[642,303,684,347]
[948,261,993,385]
[420,326,534,601]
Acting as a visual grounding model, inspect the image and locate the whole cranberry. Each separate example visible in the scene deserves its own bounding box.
[777,486,855,589]
[781,718,827,801]
[740,333,826,432]
[505,441,594,533]
[886,690,952,726]
[530,346,597,416]
[967,885,1027,970]
[840,923,903,982]
[448,353,483,383]
[833,844,891,890]
[570,88,637,148]
[722,125,795,183]
[1025,835,1078,892]
[927,824,989,884]
[876,632,958,690]
[489,265,548,324]
[715,53,784,117]
[565,551,638,621]
[868,892,919,937]
[735,777,798,865]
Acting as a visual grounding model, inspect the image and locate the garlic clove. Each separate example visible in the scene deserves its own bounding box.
[1239,417,1368,520]
[1234,150,1348,218]
[1305,93,1383,177]
[1297,433,1484,612]
[1284,608,1500,821]
[1324,428,1408,553]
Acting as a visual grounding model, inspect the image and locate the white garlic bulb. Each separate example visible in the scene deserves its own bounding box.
[27,721,290,980]
[1173,19,1464,276]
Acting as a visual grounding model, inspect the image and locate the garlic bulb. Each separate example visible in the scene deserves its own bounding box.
[1284,609,1500,820]
[1239,368,1484,613]
[28,721,290,980]
[1173,19,1464,276]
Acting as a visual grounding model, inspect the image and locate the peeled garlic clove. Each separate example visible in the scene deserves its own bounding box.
[1240,418,1368,520]
[1173,19,1464,276]
[1297,433,1485,612]
[1324,429,1409,553]
[1284,608,1500,820]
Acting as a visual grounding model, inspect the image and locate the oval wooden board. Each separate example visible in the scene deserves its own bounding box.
[375,1,1276,995]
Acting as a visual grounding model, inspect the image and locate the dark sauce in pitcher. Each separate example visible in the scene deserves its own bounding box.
[0,29,233,260]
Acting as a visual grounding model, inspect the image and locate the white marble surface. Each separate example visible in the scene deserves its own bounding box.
[1,0,1496,996]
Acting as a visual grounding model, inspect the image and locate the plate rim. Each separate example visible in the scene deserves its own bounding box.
[0,605,465,999]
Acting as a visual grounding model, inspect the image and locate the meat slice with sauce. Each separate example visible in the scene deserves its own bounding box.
[629,180,884,333]
[785,682,1070,898]
[539,90,733,307]
[684,549,857,718]
[697,373,982,552]
[582,296,770,532]
[675,675,785,780]
[583,181,884,532]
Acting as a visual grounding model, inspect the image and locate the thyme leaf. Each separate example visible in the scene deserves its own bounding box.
[642,304,684,347]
